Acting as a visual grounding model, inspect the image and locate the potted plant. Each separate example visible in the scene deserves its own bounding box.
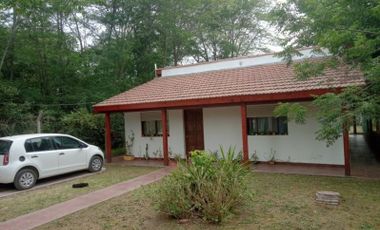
[123,131,135,161]
[123,154,135,161]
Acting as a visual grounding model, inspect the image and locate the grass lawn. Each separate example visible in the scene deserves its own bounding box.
[0,164,158,222]
[38,172,380,230]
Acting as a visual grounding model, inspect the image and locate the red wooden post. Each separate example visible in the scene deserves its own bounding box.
[240,104,249,163]
[105,112,112,163]
[162,109,169,166]
[343,127,351,176]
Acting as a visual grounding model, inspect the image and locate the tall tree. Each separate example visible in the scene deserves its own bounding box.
[191,0,268,61]
[271,0,380,144]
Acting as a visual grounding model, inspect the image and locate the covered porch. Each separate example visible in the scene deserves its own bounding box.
[92,50,365,176]
[95,100,352,176]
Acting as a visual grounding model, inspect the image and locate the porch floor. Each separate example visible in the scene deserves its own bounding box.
[350,134,380,178]
[252,163,345,177]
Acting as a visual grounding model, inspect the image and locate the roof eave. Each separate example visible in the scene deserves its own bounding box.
[92,88,344,113]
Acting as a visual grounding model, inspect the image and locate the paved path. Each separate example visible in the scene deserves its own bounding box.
[0,167,173,230]
[350,134,380,178]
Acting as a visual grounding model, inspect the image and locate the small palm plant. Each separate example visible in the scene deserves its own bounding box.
[154,146,252,223]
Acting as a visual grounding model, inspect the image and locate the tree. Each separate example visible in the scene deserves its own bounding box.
[191,0,268,62]
[0,0,270,144]
[271,0,380,145]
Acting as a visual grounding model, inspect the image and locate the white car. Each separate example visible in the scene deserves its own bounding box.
[0,133,104,190]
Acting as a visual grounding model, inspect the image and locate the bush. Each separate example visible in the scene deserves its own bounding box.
[61,108,104,147]
[155,147,252,223]
[112,147,126,156]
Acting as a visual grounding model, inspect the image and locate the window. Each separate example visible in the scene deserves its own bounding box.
[142,120,168,137]
[0,140,12,155]
[52,136,86,149]
[25,137,55,152]
[140,111,169,137]
[247,116,288,135]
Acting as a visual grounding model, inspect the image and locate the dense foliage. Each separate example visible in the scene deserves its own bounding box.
[2,0,378,146]
[154,148,251,223]
[271,0,380,144]
[0,0,268,145]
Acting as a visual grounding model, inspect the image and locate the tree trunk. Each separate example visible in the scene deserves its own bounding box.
[0,7,17,75]
[36,111,43,133]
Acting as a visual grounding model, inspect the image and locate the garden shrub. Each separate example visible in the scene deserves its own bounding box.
[155,147,252,223]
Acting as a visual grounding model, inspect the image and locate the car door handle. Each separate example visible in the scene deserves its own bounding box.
[59,152,65,156]
[31,155,38,158]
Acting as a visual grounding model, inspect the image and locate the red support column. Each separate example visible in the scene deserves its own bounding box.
[343,127,351,176]
[240,104,249,163]
[162,109,169,166]
[105,113,112,163]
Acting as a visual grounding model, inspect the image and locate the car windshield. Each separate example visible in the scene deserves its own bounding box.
[0,140,12,155]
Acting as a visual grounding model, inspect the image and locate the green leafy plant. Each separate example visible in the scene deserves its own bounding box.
[125,130,135,156]
[274,102,307,124]
[144,144,149,160]
[250,151,259,164]
[268,148,277,164]
[112,147,126,156]
[61,108,104,147]
[154,147,252,223]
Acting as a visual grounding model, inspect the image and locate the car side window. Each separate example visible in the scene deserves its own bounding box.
[53,136,84,149]
[25,137,55,152]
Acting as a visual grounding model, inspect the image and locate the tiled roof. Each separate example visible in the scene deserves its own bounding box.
[94,60,365,110]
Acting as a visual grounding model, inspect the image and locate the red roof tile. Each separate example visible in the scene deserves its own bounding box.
[94,60,365,112]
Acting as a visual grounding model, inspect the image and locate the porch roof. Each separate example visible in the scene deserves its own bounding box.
[93,59,365,113]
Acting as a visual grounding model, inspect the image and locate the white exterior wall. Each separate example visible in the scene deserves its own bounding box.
[162,48,327,77]
[247,103,344,165]
[124,104,344,165]
[124,110,185,159]
[203,106,243,155]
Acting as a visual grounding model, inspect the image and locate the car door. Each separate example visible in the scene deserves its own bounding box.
[53,136,87,172]
[25,137,60,178]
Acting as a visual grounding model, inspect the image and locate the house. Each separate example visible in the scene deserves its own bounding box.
[93,48,365,175]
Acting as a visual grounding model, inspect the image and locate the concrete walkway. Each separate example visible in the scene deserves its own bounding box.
[0,167,173,230]
[350,134,380,178]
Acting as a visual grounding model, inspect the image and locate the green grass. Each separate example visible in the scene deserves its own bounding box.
[0,164,158,222]
[38,172,380,230]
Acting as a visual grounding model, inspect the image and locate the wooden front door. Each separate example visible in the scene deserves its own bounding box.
[184,109,205,157]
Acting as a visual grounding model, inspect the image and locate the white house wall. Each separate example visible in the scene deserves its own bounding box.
[203,106,243,155]
[124,110,185,159]
[124,104,344,165]
[247,103,344,165]
[161,48,327,77]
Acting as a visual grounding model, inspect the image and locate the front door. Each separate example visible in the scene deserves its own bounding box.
[184,108,205,157]
[53,136,87,172]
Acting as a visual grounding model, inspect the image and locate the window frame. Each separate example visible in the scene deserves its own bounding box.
[52,136,88,150]
[0,140,12,155]
[24,136,88,153]
[141,120,169,137]
[24,137,56,153]
[247,116,288,136]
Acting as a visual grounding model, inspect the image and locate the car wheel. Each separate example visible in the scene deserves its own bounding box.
[89,156,103,172]
[14,168,37,190]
